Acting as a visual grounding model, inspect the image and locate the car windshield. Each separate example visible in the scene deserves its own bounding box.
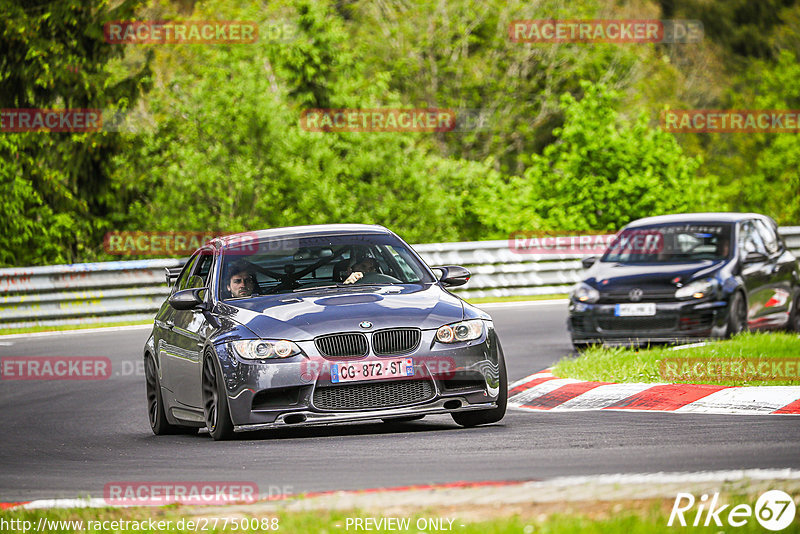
[219,233,434,299]
[601,223,733,264]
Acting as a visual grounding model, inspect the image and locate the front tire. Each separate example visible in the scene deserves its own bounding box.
[725,291,748,338]
[145,354,197,435]
[788,289,800,332]
[572,340,594,352]
[202,353,235,441]
[451,344,507,427]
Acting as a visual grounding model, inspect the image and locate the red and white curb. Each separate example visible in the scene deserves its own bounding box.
[509,370,800,415]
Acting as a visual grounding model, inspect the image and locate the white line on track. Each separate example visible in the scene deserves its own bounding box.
[0,324,152,340]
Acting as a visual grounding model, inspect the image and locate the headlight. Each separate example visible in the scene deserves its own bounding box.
[571,282,600,303]
[675,279,716,299]
[436,319,484,343]
[231,339,302,359]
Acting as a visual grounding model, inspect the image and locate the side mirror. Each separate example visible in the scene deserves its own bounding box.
[744,251,768,264]
[169,288,207,310]
[581,256,597,269]
[434,265,471,287]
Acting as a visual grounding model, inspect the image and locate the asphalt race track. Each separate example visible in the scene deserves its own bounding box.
[1,301,799,501]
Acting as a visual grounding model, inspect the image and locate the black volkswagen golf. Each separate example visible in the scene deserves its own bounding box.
[568,213,800,349]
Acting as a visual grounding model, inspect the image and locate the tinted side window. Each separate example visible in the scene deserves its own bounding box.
[739,221,768,256]
[754,219,780,255]
[176,254,200,291]
[186,250,214,289]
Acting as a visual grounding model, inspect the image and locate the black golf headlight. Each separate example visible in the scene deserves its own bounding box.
[675,279,718,300]
[571,282,600,303]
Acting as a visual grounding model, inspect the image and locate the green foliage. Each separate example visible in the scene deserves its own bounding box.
[2,0,799,266]
[108,0,501,252]
[480,82,712,234]
[0,0,150,265]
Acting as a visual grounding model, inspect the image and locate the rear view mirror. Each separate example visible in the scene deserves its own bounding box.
[434,265,471,287]
[581,257,597,269]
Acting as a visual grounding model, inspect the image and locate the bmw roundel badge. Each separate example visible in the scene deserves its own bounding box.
[359,321,373,329]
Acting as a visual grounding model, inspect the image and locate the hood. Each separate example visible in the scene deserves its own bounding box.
[214,284,463,341]
[587,259,724,288]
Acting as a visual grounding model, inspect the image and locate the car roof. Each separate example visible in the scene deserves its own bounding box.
[213,224,394,248]
[624,212,774,228]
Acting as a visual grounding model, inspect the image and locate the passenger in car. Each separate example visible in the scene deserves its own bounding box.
[343,257,378,284]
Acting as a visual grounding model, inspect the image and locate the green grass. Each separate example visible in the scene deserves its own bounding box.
[465,293,567,304]
[0,320,151,336]
[1,495,796,533]
[553,332,800,386]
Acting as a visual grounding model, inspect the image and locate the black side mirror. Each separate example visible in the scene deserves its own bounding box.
[581,256,597,269]
[169,288,207,310]
[743,251,768,264]
[434,265,471,287]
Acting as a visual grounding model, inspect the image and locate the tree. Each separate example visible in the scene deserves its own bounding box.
[484,81,715,234]
[0,0,150,265]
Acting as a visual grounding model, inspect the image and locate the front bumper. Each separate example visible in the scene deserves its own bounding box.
[568,298,731,344]
[214,325,502,430]
[233,397,495,432]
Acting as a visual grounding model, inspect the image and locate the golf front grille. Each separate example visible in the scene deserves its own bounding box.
[372,328,421,355]
[313,380,434,411]
[315,333,368,358]
[597,316,677,332]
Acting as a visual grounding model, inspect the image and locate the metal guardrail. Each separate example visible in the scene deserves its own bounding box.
[2,228,799,330]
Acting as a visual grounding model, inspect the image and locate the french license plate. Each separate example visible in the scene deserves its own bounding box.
[615,303,657,316]
[330,358,414,383]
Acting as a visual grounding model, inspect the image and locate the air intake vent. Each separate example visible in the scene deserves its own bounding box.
[372,328,421,355]
[313,380,434,411]
[315,333,368,359]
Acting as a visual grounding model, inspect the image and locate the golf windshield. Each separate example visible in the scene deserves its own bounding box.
[602,223,733,264]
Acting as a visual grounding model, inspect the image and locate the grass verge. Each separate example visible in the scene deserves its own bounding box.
[1,493,795,534]
[553,332,800,386]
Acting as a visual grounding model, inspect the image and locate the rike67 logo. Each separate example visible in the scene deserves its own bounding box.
[668,490,796,531]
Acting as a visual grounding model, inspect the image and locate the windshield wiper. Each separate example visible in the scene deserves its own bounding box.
[292,283,396,293]
[292,285,340,292]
